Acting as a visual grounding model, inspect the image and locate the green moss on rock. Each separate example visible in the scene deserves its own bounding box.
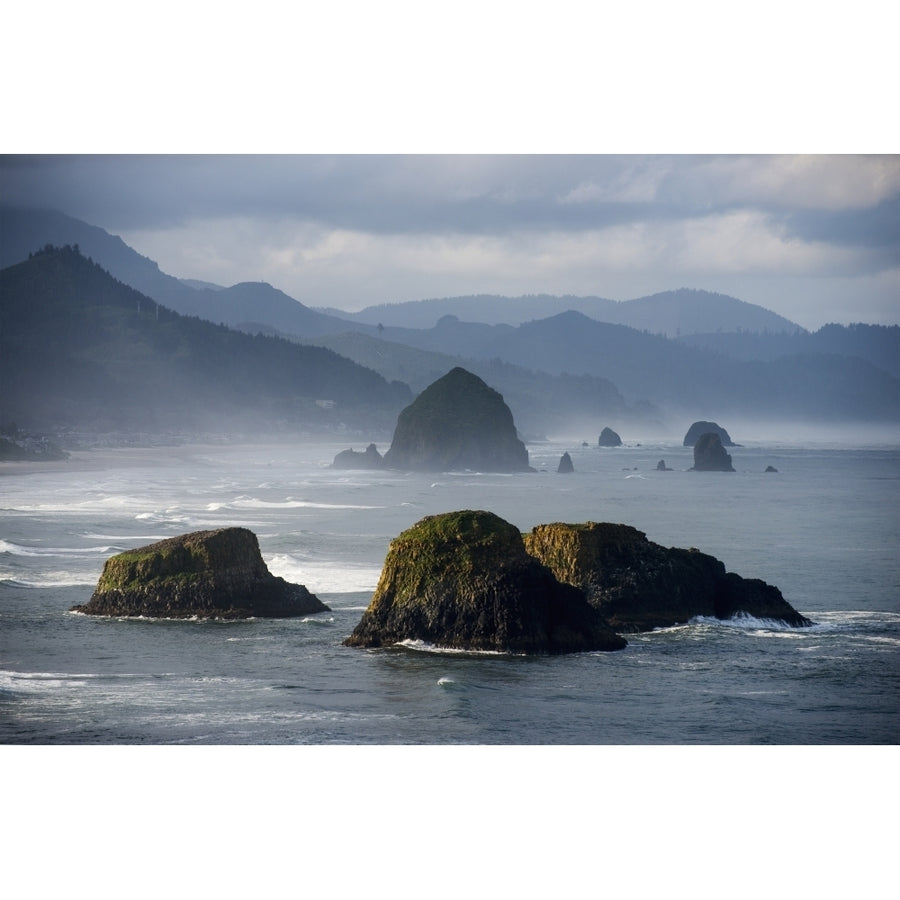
[525,522,811,631]
[344,510,626,654]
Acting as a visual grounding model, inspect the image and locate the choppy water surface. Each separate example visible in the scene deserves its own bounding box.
[2,438,898,744]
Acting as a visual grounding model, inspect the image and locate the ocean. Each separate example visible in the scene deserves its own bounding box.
[2,434,898,746]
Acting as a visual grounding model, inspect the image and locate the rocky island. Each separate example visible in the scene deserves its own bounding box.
[72,527,329,619]
[381,367,532,473]
[524,521,812,631]
[343,510,626,654]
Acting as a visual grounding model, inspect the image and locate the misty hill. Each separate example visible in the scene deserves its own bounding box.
[0,206,371,340]
[678,323,900,379]
[321,288,804,336]
[0,246,411,437]
[368,310,899,423]
[308,331,635,438]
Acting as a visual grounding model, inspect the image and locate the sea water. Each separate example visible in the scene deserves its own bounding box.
[1,437,898,745]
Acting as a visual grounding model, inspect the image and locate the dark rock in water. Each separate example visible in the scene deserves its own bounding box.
[343,510,626,654]
[765,465,778,473]
[382,367,531,472]
[683,421,735,447]
[332,443,385,469]
[557,452,574,473]
[691,432,735,472]
[71,527,329,619]
[524,521,812,631]
[656,459,672,471]
[598,427,622,447]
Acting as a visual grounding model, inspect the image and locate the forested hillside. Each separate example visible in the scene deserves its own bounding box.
[0,246,411,437]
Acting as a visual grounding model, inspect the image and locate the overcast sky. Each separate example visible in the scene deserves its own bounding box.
[3,154,897,330]
[4,5,898,331]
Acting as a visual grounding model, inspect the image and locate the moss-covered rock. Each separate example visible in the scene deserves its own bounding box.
[382,367,532,472]
[72,527,329,619]
[343,510,626,654]
[524,522,812,631]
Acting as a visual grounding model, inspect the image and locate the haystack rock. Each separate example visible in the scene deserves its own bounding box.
[557,452,575,473]
[524,522,812,632]
[382,367,532,472]
[598,427,622,447]
[683,421,734,447]
[343,510,626,654]
[691,432,735,471]
[71,527,329,619]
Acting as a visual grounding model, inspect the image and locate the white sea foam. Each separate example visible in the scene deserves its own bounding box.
[207,496,383,511]
[265,553,381,593]
[690,613,815,632]
[395,639,507,655]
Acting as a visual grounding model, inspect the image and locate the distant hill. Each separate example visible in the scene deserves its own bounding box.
[0,246,411,437]
[678,323,900,379]
[361,310,899,423]
[322,288,804,336]
[0,206,372,339]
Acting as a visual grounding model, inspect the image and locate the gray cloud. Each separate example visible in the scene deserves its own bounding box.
[1,154,898,328]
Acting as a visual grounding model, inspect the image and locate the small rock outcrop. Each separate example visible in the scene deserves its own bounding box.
[332,443,385,469]
[683,421,734,447]
[72,527,329,619]
[557,452,574,473]
[598,427,622,447]
[656,459,672,471]
[691,432,735,471]
[382,367,531,473]
[343,511,626,654]
[765,465,778,473]
[524,522,811,631]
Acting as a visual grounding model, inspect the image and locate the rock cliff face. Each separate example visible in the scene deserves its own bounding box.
[343,510,626,654]
[381,367,532,473]
[691,432,735,471]
[524,522,812,631]
[72,527,329,619]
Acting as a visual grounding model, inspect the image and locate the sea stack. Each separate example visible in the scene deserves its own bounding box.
[690,432,735,471]
[72,527,329,619]
[598,427,622,447]
[557,452,575,473]
[332,443,385,469]
[683,421,734,447]
[382,367,532,472]
[343,510,626,654]
[524,521,812,631]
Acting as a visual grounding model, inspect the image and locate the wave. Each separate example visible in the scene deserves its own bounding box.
[395,639,510,656]
[0,539,123,557]
[689,614,816,632]
[206,495,383,512]
[2,574,96,588]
